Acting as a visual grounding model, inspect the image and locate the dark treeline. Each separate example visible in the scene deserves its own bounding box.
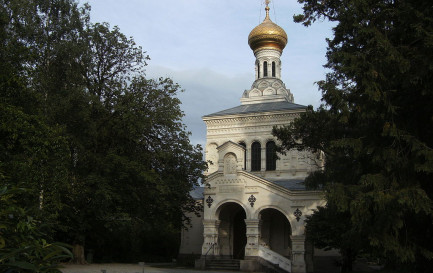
[274,0,433,272]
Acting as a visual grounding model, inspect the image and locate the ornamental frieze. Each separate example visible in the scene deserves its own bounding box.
[207,126,277,136]
[219,185,244,193]
[214,178,246,185]
[204,113,299,125]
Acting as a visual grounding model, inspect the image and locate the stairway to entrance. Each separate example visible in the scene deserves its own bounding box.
[205,259,240,271]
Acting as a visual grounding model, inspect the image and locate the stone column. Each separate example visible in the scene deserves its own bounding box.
[261,147,266,172]
[246,146,250,171]
[267,62,271,78]
[244,219,260,257]
[291,235,306,273]
[202,220,220,257]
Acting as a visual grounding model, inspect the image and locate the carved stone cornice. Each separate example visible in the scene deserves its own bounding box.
[203,111,301,124]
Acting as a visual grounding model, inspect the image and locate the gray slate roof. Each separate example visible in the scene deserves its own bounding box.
[189,178,306,200]
[204,101,306,117]
[190,187,204,200]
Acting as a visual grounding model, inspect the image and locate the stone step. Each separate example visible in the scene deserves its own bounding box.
[206,259,240,270]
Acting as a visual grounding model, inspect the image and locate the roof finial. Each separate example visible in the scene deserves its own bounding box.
[265,0,270,19]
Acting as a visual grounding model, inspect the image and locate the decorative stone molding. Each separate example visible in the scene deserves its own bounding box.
[240,77,294,104]
[214,178,246,185]
[294,208,302,222]
[219,185,244,193]
[206,196,214,208]
[203,111,301,125]
[248,195,257,207]
[224,153,237,175]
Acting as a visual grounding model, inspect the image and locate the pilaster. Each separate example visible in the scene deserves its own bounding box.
[201,220,220,257]
[260,147,266,172]
[244,219,260,257]
[291,235,306,273]
[246,146,251,171]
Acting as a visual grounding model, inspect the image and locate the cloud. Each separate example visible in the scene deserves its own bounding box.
[84,0,335,146]
[146,65,251,146]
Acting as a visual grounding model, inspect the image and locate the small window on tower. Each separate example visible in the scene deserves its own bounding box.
[251,142,261,171]
[257,63,260,78]
[264,61,268,77]
[272,62,276,77]
[266,141,277,171]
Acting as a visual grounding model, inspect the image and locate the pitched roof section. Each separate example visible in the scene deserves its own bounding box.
[268,178,306,191]
[203,101,306,118]
[190,187,204,200]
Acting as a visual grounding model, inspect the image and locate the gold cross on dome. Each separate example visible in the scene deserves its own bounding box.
[265,0,270,6]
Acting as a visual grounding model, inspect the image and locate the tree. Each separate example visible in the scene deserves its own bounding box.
[274,0,433,271]
[0,185,72,272]
[1,0,206,263]
[305,205,366,271]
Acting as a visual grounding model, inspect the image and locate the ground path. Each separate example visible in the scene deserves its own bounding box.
[60,260,378,273]
[60,263,242,273]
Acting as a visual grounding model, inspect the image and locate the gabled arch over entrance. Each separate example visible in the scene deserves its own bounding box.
[216,202,247,259]
[259,208,292,258]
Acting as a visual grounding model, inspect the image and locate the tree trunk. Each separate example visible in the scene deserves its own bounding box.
[71,244,87,264]
[340,249,353,273]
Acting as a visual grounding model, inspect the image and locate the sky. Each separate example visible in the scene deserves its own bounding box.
[82,0,335,146]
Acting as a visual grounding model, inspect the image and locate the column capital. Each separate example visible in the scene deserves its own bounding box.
[203,219,221,227]
[290,235,306,242]
[244,219,260,226]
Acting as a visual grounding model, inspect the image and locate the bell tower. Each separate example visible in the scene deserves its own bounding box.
[242,1,294,104]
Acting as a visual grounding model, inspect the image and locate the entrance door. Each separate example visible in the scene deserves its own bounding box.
[233,209,246,259]
[218,202,247,259]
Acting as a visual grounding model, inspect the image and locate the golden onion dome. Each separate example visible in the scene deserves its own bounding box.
[248,5,288,53]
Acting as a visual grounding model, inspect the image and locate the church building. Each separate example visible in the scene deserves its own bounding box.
[179,3,325,273]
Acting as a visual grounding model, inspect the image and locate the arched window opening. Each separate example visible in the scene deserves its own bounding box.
[239,142,246,170]
[263,61,268,77]
[272,62,276,77]
[251,142,261,171]
[266,141,277,171]
[257,63,260,78]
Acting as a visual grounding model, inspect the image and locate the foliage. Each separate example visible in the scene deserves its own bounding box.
[274,0,433,271]
[305,205,366,272]
[0,185,72,272]
[1,0,206,263]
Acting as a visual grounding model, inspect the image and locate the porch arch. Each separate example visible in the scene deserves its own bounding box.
[215,202,248,259]
[258,207,293,258]
[254,205,297,229]
[214,199,251,220]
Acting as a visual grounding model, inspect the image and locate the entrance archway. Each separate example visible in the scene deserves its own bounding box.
[259,208,292,257]
[217,202,247,259]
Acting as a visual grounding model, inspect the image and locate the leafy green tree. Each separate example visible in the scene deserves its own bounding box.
[0,185,72,272]
[1,0,206,263]
[274,0,433,271]
[305,205,367,271]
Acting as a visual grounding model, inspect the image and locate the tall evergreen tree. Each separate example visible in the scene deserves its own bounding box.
[273,0,433,271]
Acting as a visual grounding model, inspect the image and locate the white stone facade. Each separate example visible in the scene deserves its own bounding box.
[179,4,325,273]
[203,111,318,178]
[196,106,325,273]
